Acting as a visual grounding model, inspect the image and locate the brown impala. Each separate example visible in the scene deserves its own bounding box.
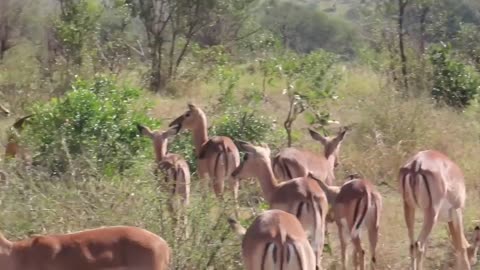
[232,141,328,270]
[272,127,347,185]
[169,104,240,203]
[399,150,480,270]
[228,209,317,270]
[4,114,33,161]
[312,174,382,270]
[137,124,191,207]
[0,226,171,270]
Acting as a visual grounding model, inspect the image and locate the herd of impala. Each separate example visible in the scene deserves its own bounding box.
[1,103,480,270]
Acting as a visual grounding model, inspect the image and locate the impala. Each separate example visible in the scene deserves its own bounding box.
[228,209,317,270]
[399,150,480,270]
[0,226,171,270]
[4,114,33,162]
[137,124,191,207]
[169,103,240,203]
[272,127,348,185]
[232,141,328,269]
[312,173,382,270]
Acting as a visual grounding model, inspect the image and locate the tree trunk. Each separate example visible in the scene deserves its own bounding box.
[150,37,165,92]
[398,0,409,93]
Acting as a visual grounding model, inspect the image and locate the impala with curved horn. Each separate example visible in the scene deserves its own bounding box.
[272,127,348,185]
[169,103,240,203]
[399,150,480,270]
[311,173,382,270]
[137,124,191,207]
[228,209,317,270]
[0,226,171,270]
[232,141,328,270]
[0,104,10,116]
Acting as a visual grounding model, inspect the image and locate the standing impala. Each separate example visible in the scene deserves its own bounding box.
[169,103,240,202]
[0,226,171,270]
[228,209,317,270]
[273,127,347,185]
[232,141,328,270]
[312,174,382,270]
[137,124,191,207]
[399,150,480,270]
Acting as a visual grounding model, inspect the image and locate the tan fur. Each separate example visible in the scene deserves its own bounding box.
[272,128,347,185]
[232,141,328,269]
[314,175,382,270]
[229,210,316,270]
[137,124,190,207]
[0,226,170,270]
[399,150,480,270]
[169,104,240,204]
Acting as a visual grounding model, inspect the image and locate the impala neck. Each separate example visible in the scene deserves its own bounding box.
[255,159,278,203]
[326,154,336,172]
[191,117,209,156]
[317,178,340,204]
[153,138,168,162]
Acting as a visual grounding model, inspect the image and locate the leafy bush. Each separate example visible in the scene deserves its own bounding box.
[429,43,480,108]
[24,76,158,175]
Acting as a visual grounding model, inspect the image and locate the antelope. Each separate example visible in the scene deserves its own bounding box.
[272,127,348,185]
[169,103,240,203]
[399,150,480,270]
[312,173,382,270]
[0,225,171,270]
[228,209,317,270]
[5,114,33,162]
[232,141,328,269]
[137,123,191,207]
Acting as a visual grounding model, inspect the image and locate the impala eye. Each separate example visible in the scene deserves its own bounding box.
[243,153,249,161]
[185,112,191,117]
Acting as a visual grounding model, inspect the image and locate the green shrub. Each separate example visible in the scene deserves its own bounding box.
[24,75,158,175]
[430,43,480,108]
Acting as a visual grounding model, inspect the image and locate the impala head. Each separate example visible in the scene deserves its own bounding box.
[168,103,206,134]
[308,127,347,169]
[137,124,178,160]
[231,141,271,179]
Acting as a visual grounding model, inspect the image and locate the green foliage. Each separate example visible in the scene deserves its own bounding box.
[55,0,103,65]
[260,1,359,55]
[429,43,480,108]
[24,76,158,175]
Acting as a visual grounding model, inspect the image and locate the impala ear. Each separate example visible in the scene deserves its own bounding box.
[333,127,348,144]
[0,232,12,253]
[163,125,179,138]
[187,103,196,110]
[308,128,328,145]
[235,140,257,153]
[137,124,154,139]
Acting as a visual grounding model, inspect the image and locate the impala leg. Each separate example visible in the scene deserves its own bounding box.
[403,201,416,270]
[352,237,365,270]
[228,176,240,218]
[414,207,438,270]
[337,221,349,270]
[449,209,471,270]
[367,223,379,270]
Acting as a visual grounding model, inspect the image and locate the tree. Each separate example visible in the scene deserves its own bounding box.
[0,0,25,60]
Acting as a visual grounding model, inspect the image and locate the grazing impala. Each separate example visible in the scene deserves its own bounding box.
[5,114,33,161]
[228,209,317,270]
[169,103,240,202]
[137,124,191,207]
[272,127,348,185]
[0,226,171,270]
[312,173,382,270]
[232,141,328,269]
[399,150,480,270]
